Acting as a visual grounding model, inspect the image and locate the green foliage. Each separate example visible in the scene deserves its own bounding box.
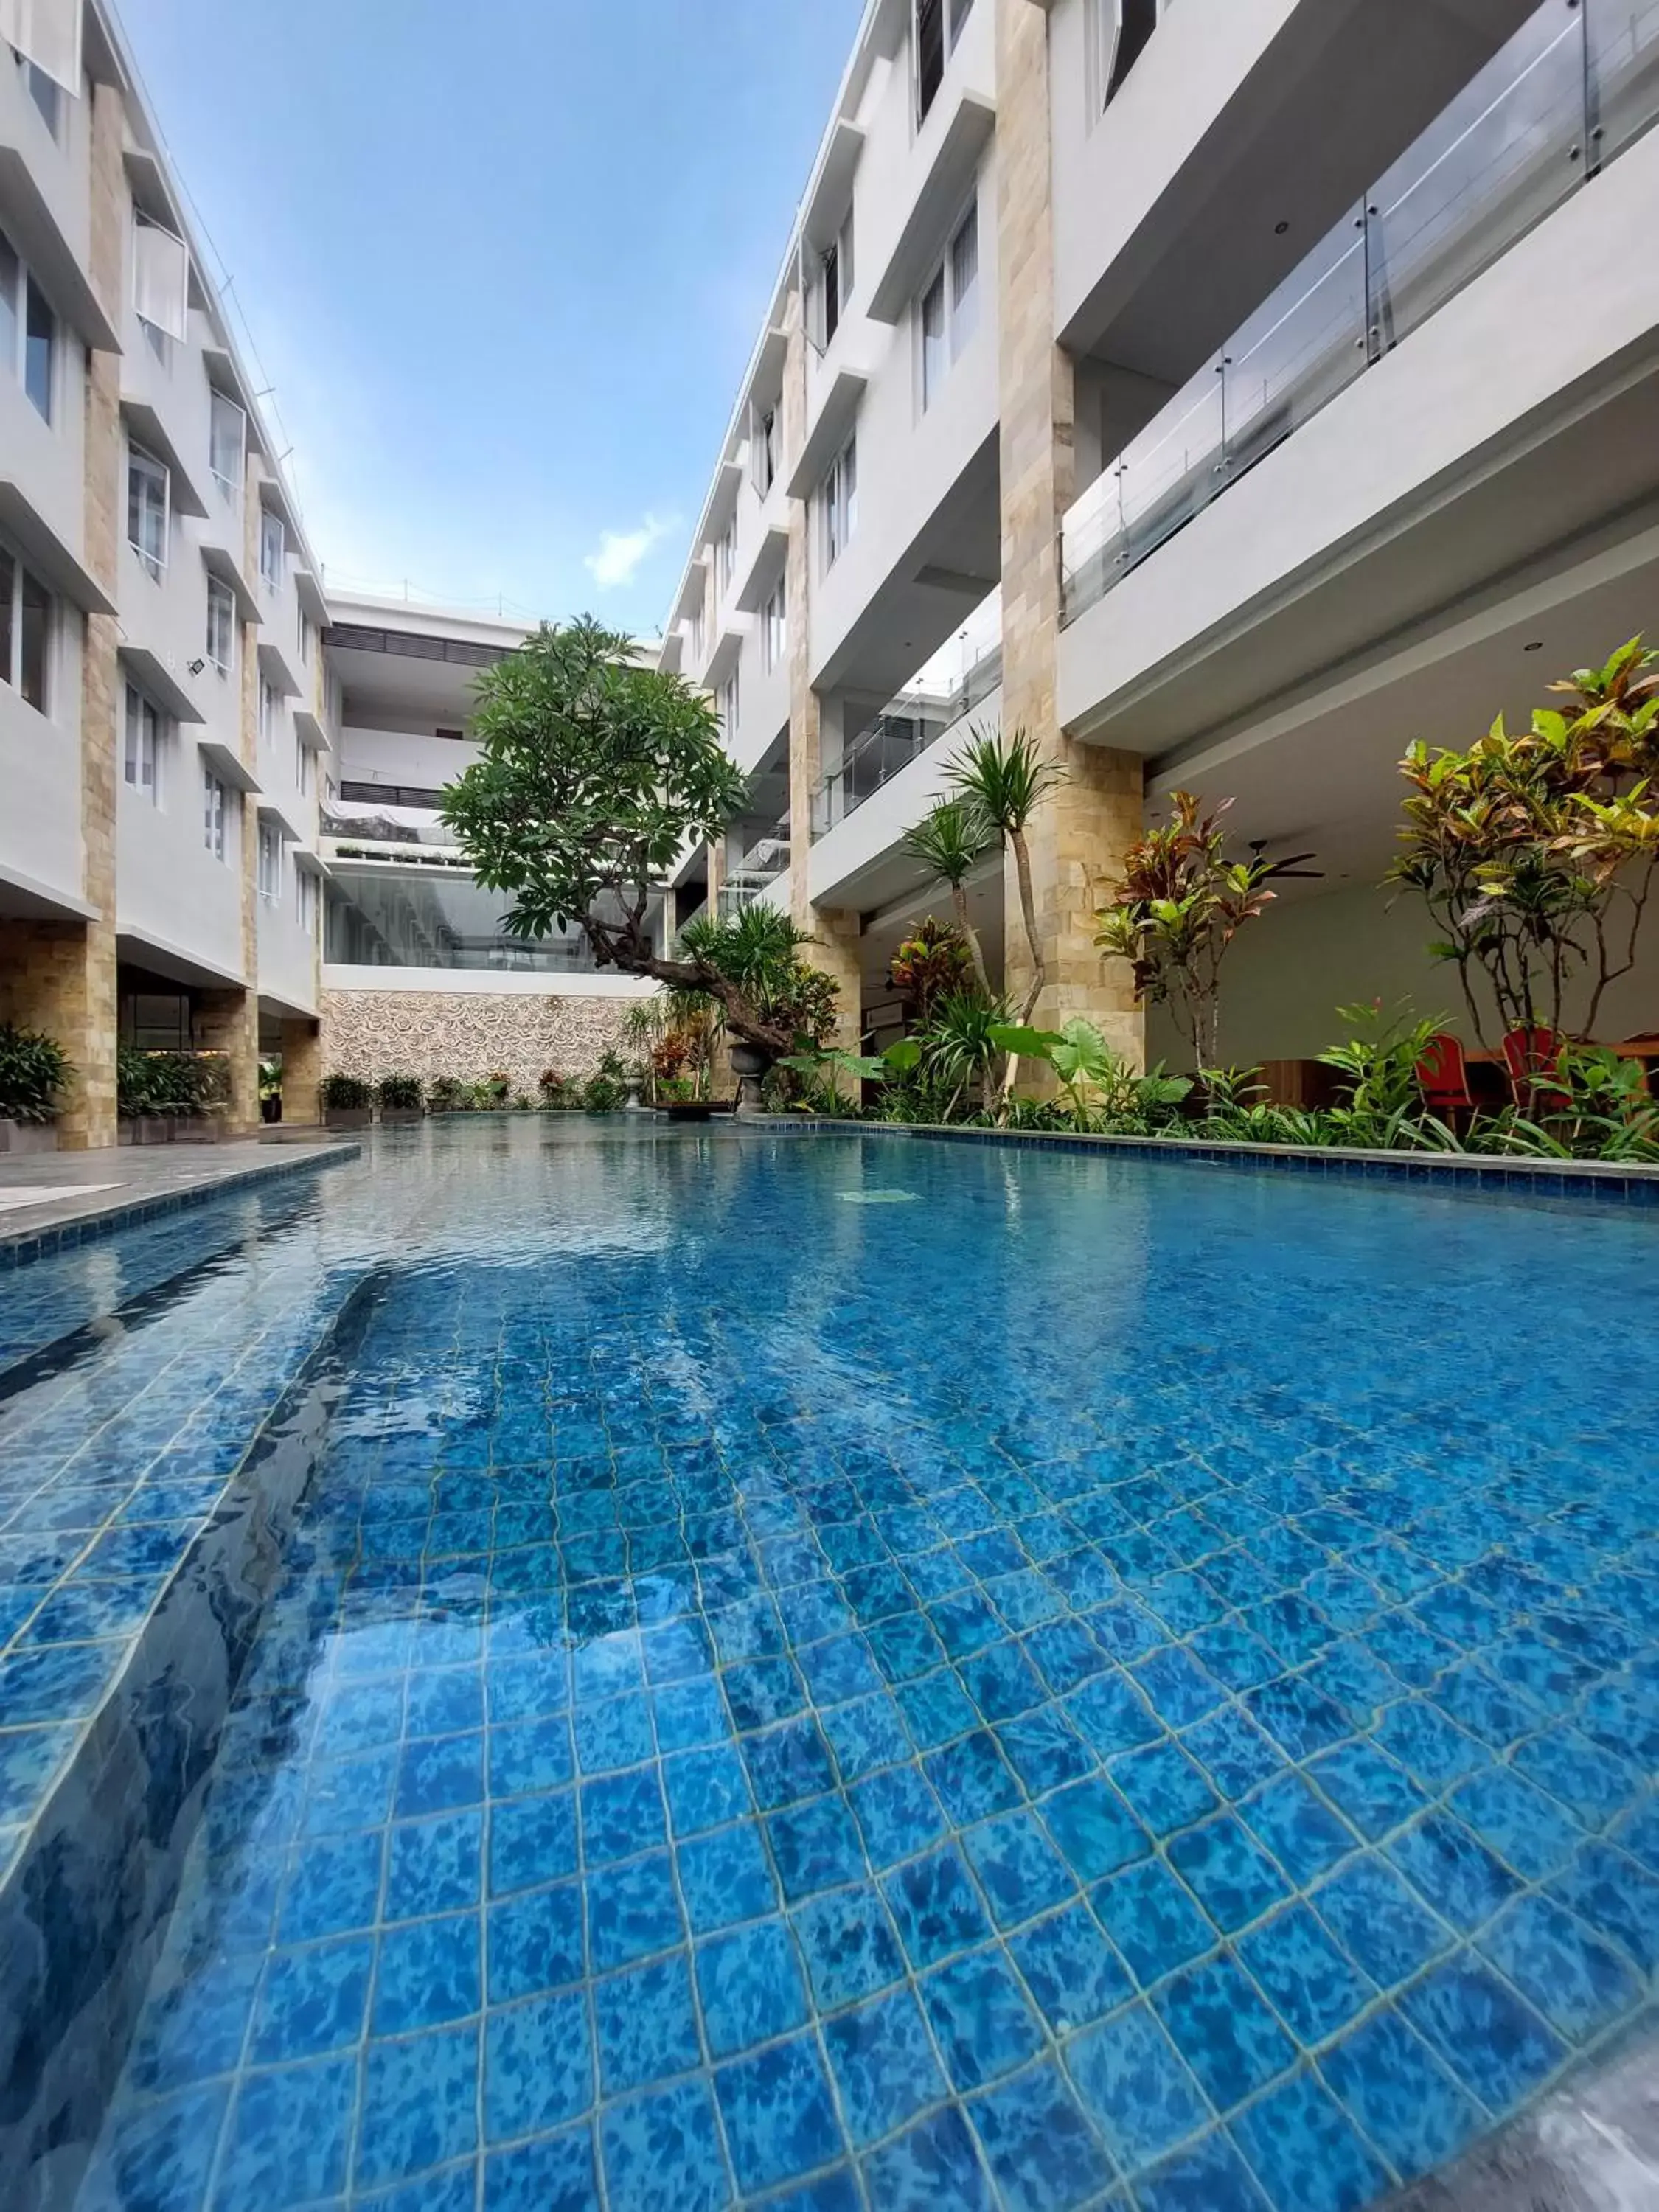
[989,1018,1192,1132]
[320,1071,372,1111]
[900,801,994,992]
[1390,636,1659,1041]
[376,1074,425,1110]
[582,1049,630,1112]
[947,725,1065,1032]
[118,1048,227,1118]
[1095,791,1290,1066]
[678,907,838,1051]
[1315,1001,1447,1145]
[428,1076,471,1113]
[0,1022,72,1123]
[888,919,975,1026]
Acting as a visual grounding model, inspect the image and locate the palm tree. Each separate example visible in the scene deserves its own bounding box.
[900,799,992,993]
[947,725,1065,1028]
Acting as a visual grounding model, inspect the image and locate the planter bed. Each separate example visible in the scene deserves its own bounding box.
[0,1121,58,1155]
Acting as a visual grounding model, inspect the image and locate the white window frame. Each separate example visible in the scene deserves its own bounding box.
[206,575,236,675]
[259,505,285,590]
[257,671,278,745]
[0,538,52,714]
[718,668,740,742]
[127,443,170,581]
[203,765,228,862]
[131,210,189,345]
[919,198,980,414]
[760,577,787,675]
[123,682,163,805]
[298,607,313,665]
[297,866,320,940]
[714,515,736,603]
[915,0,974,127]
[18,54,63,137]
[820,434,857,574]
[0,223,56,423]
[752,400,778,497]
[817,211,854,351]
[1098,0,1169,110]
[208,388,246,504]
[257,818,282,905]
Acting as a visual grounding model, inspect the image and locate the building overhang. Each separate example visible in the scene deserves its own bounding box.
[116,926,244,990]
[735,524,790,615]
[0,858,99,922]
[295,567,330,625]
[704,461,743,543]
[117,641,205,726]
[786,369,866,501]
[119,398,210,517]
[670,554,709,628]
[258,635,306,700]
[0,148,121,353]
[201,540,260,625]
[0,482,116,614]
[802,119,863,254]
[196,739,260,795]
[257,797,306,843]
[293,707,331,752]
[702,625,748,695]
[867,91,996,324]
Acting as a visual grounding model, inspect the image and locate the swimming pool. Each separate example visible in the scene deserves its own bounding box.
[7,1119,1658,2211]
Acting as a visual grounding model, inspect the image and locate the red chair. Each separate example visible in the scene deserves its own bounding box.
[1501,1026,1570,1116]
[1415,1032,1474,1131]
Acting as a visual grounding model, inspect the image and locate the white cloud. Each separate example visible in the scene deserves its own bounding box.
[584,511,678,592]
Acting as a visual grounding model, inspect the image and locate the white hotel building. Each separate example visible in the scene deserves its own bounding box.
[664,0,1659,1068]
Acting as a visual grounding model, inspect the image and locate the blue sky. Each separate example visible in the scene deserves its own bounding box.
[116,0,865,635]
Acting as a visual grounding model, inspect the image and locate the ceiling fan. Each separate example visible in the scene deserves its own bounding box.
[1248,838,1325,881]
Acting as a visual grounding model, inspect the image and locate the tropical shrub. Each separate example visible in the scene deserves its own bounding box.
[947,728,1064,1102]
[320,1072,372,1111]
[582,1051,630,1112]
[888,919,975,1028]
[900,803,992,992]
[992,1018,1191,1132]
[118,1047,225,1118]
[1095,792,1291,1067]
[1390,639,1659,1043]
[376,1074,424,1110]
[678,907,838,1054]
[428,1076,471,1113]
[0,1022,72,1123]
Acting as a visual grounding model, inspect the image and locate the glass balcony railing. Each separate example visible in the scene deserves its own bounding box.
[717,819,791,914]
[1060,0,1659,623]
[810,608,1003,841]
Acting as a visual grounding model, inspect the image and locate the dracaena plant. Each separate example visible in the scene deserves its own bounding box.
[1093,792,1288,1068]
[900,802,992,993]
[888,917,976,1026]
[1388,637,1659,1044]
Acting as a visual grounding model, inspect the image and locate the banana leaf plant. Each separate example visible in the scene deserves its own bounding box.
[990,1018,1191,1130]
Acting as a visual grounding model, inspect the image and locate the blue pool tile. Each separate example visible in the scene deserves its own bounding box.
[373,1908,481,2034]
[819,1689,909,1779]
[395,1729,484,1818]
[1244,1677,1349,1761]
[925,1728,1023,1826]
[1320,2008,1483,2181]
[862,2104,995,2212]
[972,2058,1117,2212]
[220,2053,356,2205]
[1386,1812,1519,1933]
[405,1666,485,1739]
[384,1808,482,1919]
[487,1879,584,2001]
[1307,1741,1427,1841]
[1401,1953,1565,2115]
[697,1919,809,2056]
[129,1950,264,2091]
[1166,1816,1287,1935]
[662,1743,751,1837]
[594,1953,703,2090]
[997,1707,1093,1795]
[716,2032,843,2195]
[823,1985,945,2146]
[574,1691,656,1774]
[897,1669,980,1750]
[767,1794,865,1901]
[1133,1646,1225,1729]
[1480,1893,1641,2044]
[250,1934,372,2063]
[652,1677,728,1753]
[581,1767,667,1865]
[922,1946,1044,2090]
[488,1788,577,1894]
[1371,1698,1487,1792]
[883,1845,994,1968]
[1241,1774,1359,1888]
[791,1881,904,2008]
[484,1987,593,2142]
[1009,1900,1133,2031]
[1449,1767,1583,1882]
[962,1807,1076,1927]
[279,1830,383,1944]
[1093,1857,1215,1987]
[80,2081,230,2212]
[1068,1672,1163,1756]
[849,1760,948,1868]
[1312,1857,1447,1988]
[1189,1623,1280,1695]
[1155,1950,1295,2113]
[1111,1739,1219,1837]
[586,1851,684,1971]
[484,2124,598,2212]
[677,1820,778,1934]
[1515,1730,1641,1830]
[602,2079,729,2212]
[1178,1705,1284,1798]
[1136,2132,1271,2211]
[1043,1775,1151,1883]
[743,1717,836,1810]
[1237,1903,1372,2045]
[1068,2003,1211,2177]
[1228,2070,1388,2212]
[356,2020,481,2191]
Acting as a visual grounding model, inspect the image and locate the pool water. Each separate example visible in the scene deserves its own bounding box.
[27,1121,1659,2211]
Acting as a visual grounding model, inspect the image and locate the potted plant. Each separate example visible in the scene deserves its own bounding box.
[320,1071,374,1129]
[119,1045,179,1144]
[377,1073,425,1124]
[260,1059,282,1124]
[174,1051,232,1141]
[428,1076,469,1115]
[0,1022,72,1152]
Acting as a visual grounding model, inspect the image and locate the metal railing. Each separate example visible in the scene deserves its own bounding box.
[1060,0,1659,622]
[810,639,1003,841]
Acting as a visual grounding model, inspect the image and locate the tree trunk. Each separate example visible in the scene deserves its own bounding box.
[999,827,1046,1104]
[951,882,991,995]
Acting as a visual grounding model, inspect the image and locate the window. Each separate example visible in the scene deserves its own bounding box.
[206,576,236,675]
[20,58,61,136]
[257,672,278,745]
[295,733,311,796]
[257,820,281,904]
[818,214,853,349]
[718,669,740,741]
[260,506,285,589]
[0,545,50,712]
[761,577,787,674]
[209,389,245,501]
[1100,0,1166,107]
[203,766,228,862]
[297,867,320,940]
[920,201,980,412]
[916,0,973,125]
[132,212,189,345]
[127,446,169,580]
[714,515,736,602]
[123,684,162,804]
[299,608,313,666]
[821,434,857,573]
[689,605,705,669]
[753,402,778,496]
[0,227,55,422]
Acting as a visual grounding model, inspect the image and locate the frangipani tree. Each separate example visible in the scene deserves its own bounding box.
[442,617,835,1059]
[1389,638,1659,1043]
[1093,791,1288,1068]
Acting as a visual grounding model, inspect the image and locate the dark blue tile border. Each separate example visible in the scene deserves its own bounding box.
[748,1121,1659,1208]
[0,1144,361,1270]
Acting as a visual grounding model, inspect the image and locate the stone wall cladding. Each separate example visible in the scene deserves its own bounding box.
[321,991,639,1095]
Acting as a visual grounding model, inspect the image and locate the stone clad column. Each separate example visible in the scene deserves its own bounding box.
[782,291,864,1066]
[995,0,1143,1066]
[279,1016,321,1126]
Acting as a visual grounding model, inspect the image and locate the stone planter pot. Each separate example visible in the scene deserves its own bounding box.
[378,1107,424,1125]
[175,1116,228,1143]
[128,1115,176,1146]
[324,1107,374,1130]
[728,1043,772,1119]
[0,1119,58,1155]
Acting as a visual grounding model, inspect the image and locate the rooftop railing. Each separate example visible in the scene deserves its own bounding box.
[1060,0,1659,624]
